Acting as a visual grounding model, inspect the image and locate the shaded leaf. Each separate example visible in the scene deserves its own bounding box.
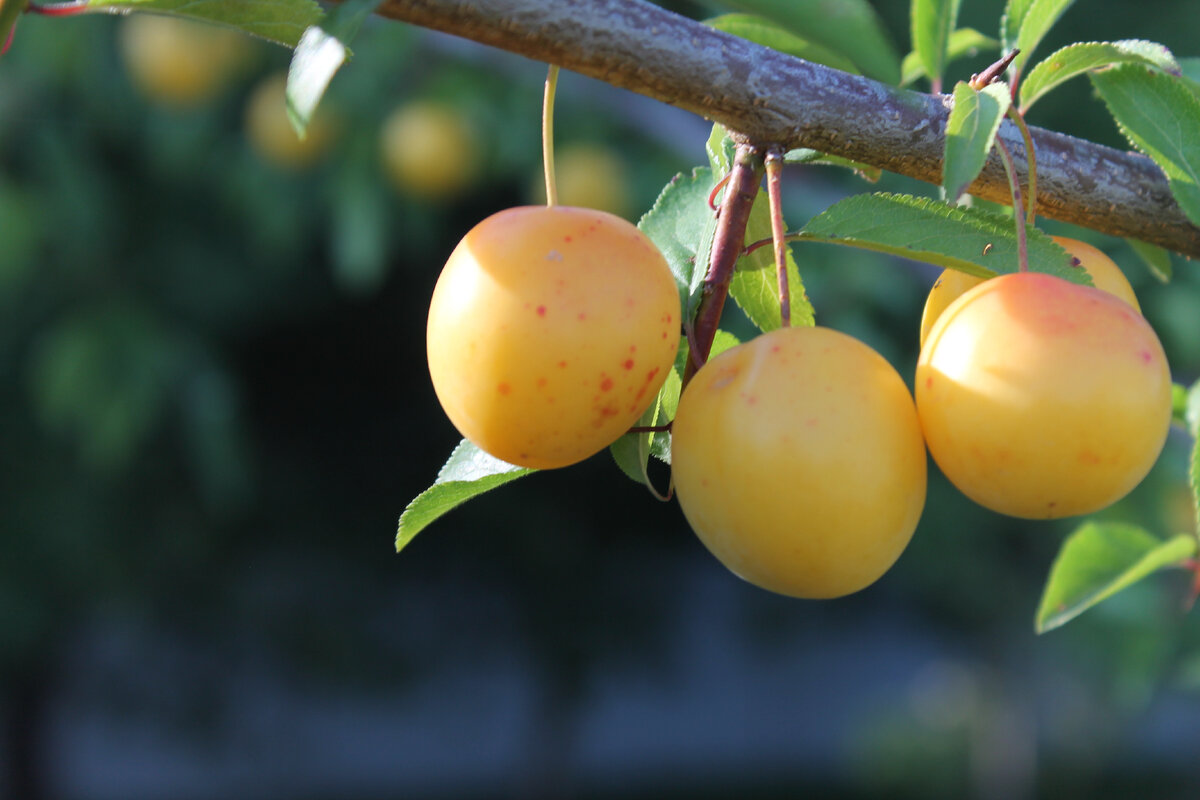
[901,27,999,86]
[86,0,323,48]
[1035,522,1196,633]
[783,148,881,182]
[911,0,962,89]
[1126,238,1172,282]
[713,0,899,83]
[943,81,1011,202]
[396,440,535,552]
[1091,65,1200,228]
[706,13,859,74]
[1020,40,1179,113]
[796,192,1084,282]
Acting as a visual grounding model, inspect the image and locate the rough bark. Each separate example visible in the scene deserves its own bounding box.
[363,0,1200,258]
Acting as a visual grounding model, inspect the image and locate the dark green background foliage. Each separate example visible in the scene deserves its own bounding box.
[3,1,1200,798]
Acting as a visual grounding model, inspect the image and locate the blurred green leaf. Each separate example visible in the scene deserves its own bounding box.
[943,81,1010,202]
[796,192,1083,282]
[901,28,999,86]
[705,13,860,74]
[1187,379,1200,535]
[286,0,381,135]
[1127,237,1173,282]
[1006,0,1076,80]
[910,0,962,90]
[1091,65,1200,229]
[1036,522,1195,633]
[712,0,899,83]
[86,0,323,47]
[330,136,390,294]
[1020,40,1179,113]
[397,440,535,552]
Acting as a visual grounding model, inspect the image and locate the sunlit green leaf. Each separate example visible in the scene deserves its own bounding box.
[638,166,717,321]
[1008,0,1076,81]
[286,0,381,135]
[943,81,1011,202]
[729,195,815,333]
[1091,64,1200,229]
[1035,522,1196,633]
[796,192,1084,282]
[396,440,535,552]
[1020,40,1179,113]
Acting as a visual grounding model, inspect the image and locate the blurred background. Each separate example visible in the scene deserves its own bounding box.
[3,1,1200,798]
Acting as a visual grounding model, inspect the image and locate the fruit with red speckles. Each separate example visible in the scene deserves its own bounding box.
[917,271,1172,519]
[918,236,1140,347]
[427,205,680,469]
[670,326,927,599]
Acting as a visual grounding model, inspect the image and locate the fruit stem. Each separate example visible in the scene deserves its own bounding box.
[764,145,790,328]
[1007,106,1038,226]
[683,143,764,386]
[542,63,559,207]
[995,136,1029,273]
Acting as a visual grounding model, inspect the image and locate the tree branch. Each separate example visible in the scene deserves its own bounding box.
[371,0,1200,258]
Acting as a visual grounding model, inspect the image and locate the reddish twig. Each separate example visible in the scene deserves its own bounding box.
[764,146,790,328]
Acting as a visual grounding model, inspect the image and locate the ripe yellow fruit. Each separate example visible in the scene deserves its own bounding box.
[671,326,927,599]
[918,236,1140,348]
[380,101,479,200]
[119,14,251,107]
[244,72,336,170]
[427,205,680,469]
[917,271,1172,519]
[531,143,633,219]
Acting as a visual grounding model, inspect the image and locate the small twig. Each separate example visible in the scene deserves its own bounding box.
[1007,107,1038,226]
[995,137,1029,273]
[764,146,790,328]
[26,0,87,15]
[708,172,732,211]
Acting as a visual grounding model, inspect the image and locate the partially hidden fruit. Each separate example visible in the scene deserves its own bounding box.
[244,72,336,170]
[427,205,680,469]
[916,271,1171,519]
[119,15,252,107]
[380,100,479,200]
[918,236,1140,348]
[671,326,927,599]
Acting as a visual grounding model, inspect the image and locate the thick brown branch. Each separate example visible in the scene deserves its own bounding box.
[366,0,1200,258]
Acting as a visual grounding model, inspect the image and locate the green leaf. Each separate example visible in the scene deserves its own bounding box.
[706,13,860,74]
[1007,0,1076,81]
[637,166,717,321]
[1172,383,1189,429]
[1091,65,1200,229]
[286,0,381,135]
[783,148,882,182]
[911,0,962,89]
[796,192,1084,282]
[396,440,535,553]
[943,81,1011,202]
[901,28,999,86]
[86,0,323,48]
[729,195,815,333]
[1001,0,1036,51]
[713,0,900,84]
[1126,237,1172,282]
[1035,522,1196,633]
[1020,40,1179,113]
